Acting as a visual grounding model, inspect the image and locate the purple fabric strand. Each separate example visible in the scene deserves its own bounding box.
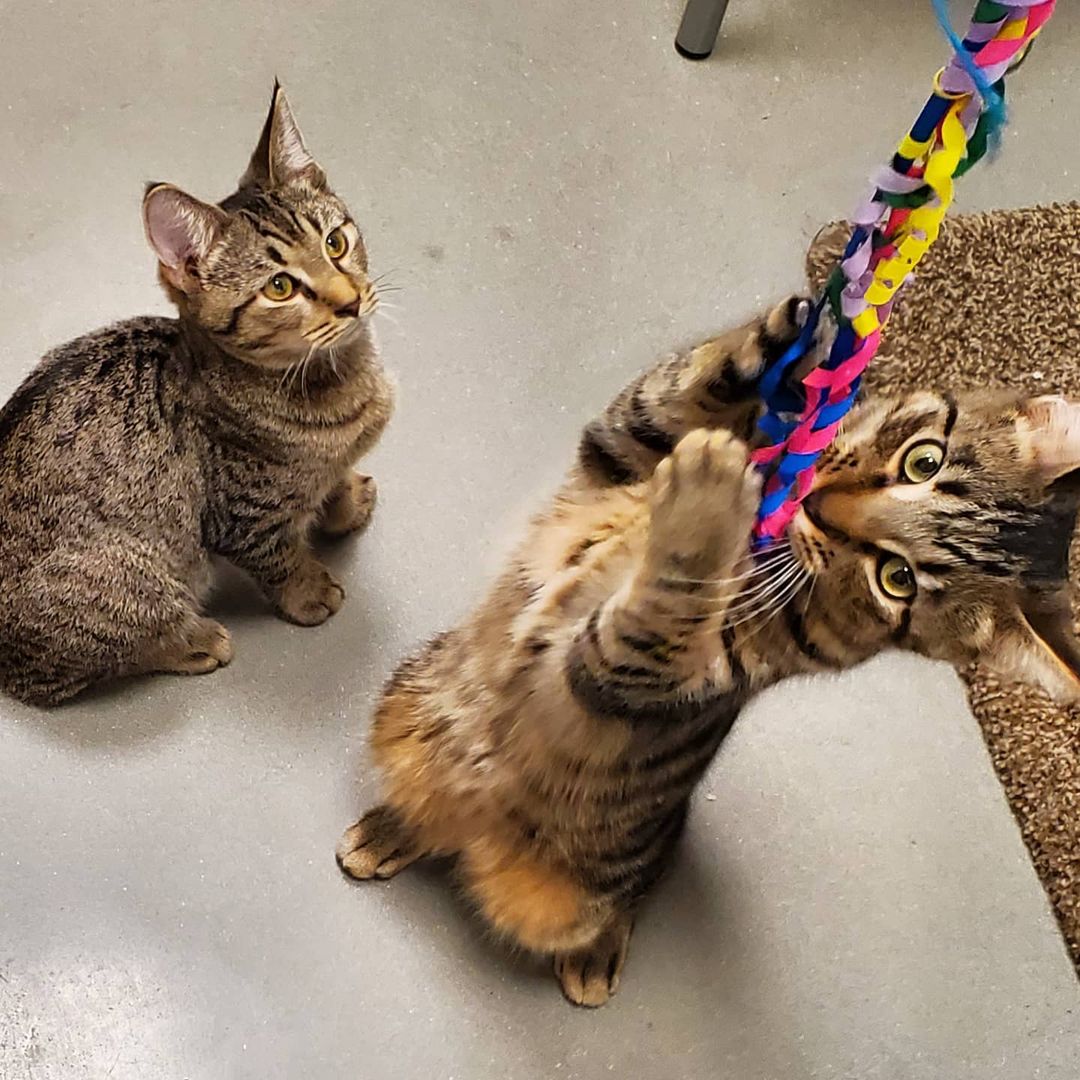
[874,166,927,193]
[964,19,1007,44]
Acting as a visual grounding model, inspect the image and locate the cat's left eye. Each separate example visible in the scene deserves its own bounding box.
[263,273,296,302]
[901,441,944,483]
[325,227,349,260]
[878,555,917,600]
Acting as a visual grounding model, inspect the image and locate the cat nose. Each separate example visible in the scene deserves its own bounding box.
[801,487,852,540]
[323,275,360,317]
[808,486,884,543]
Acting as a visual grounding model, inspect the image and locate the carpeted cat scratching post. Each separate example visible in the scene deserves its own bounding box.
[808,204,1080,972]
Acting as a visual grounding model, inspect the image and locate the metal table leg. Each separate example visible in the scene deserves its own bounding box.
[675,0,731,60]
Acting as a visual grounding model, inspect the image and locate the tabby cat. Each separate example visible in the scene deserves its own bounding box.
[0,84,392,705]
[337,295,1080,1006]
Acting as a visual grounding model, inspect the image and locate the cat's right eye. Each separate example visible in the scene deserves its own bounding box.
[901,441,944,483]
[263,274,296,302]
[877,555,917,600]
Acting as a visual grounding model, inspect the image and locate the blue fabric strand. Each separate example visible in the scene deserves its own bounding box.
[931,0,1007,150]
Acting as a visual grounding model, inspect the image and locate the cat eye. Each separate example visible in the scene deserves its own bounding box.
[325,227,349,260]
[901,441,944,483]
[263,273,296,302]
[878,555,917,600]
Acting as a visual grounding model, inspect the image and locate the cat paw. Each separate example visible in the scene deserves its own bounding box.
[647,429,759,577]
[554,916,633,1008]
[276,563,344,626]
[764,293,813,346]
[766,293,836,384]
[320,473,378,538]
[336,805,424,880]
[150,618,234,675]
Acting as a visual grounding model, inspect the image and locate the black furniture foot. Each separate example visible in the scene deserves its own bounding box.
[675,0,731,60]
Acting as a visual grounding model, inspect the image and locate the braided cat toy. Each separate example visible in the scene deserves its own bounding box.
[753,0,1056,542]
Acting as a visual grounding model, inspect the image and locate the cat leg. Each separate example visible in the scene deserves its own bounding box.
[222,517,344,627]
[577,294,818,486]
[554,912,634,1008]
[568,428,761,710]
[317,472,378,538]
[548,436,760,1003]
[0,539,227,705]
[335,804,428,880]
[456,837,631,1006]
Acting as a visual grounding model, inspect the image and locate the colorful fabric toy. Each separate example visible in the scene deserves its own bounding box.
[752,0,1056,543]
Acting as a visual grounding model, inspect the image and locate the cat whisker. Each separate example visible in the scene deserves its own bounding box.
[721,563,804,617]
[743,573,810,633]
[284,357,304,396]
[282,364,300,396]
[278,352,304,394]
[685,558,800,615]
[703,561,801,614]
[370,268,403,285]
[300,345,320,400]
[663,548,794,587]
[752,568,809,618]
[724,571,809,632]
[280,342,317,398]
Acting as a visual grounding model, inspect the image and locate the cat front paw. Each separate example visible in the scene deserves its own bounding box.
[276,561,344,626]
[319,473,378,538]
[698,294,815,391]
[143,617,234,675]
[763,293,813,348]
[647,429,759,578]
[765,292,836,383]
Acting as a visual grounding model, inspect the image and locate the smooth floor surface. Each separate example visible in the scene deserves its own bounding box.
[1,2,1079,1077]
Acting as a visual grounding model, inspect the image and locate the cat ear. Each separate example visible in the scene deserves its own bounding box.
[986,589,1080,703]
[239,81,326,190]
[142,183,227,293]
[1019,396,1080,484]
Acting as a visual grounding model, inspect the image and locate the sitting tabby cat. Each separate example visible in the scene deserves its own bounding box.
[337,295,1080,1006]
[0,84,393,705]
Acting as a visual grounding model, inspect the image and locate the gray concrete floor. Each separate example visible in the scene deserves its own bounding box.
[1,1,1079,1077]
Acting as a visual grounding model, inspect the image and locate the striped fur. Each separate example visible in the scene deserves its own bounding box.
[0,85,393,704]
[338,297,1080,1007]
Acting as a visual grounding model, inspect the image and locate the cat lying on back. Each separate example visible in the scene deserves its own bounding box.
[0,84,393,705]
[337,295,1080,1006]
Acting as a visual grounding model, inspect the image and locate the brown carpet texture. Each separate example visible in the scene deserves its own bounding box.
[807,203,1080,972]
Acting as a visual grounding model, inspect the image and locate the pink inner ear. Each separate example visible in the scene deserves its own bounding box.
[143,187,223,272]
[1022,396,1080,479]
[145,190,195,268]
